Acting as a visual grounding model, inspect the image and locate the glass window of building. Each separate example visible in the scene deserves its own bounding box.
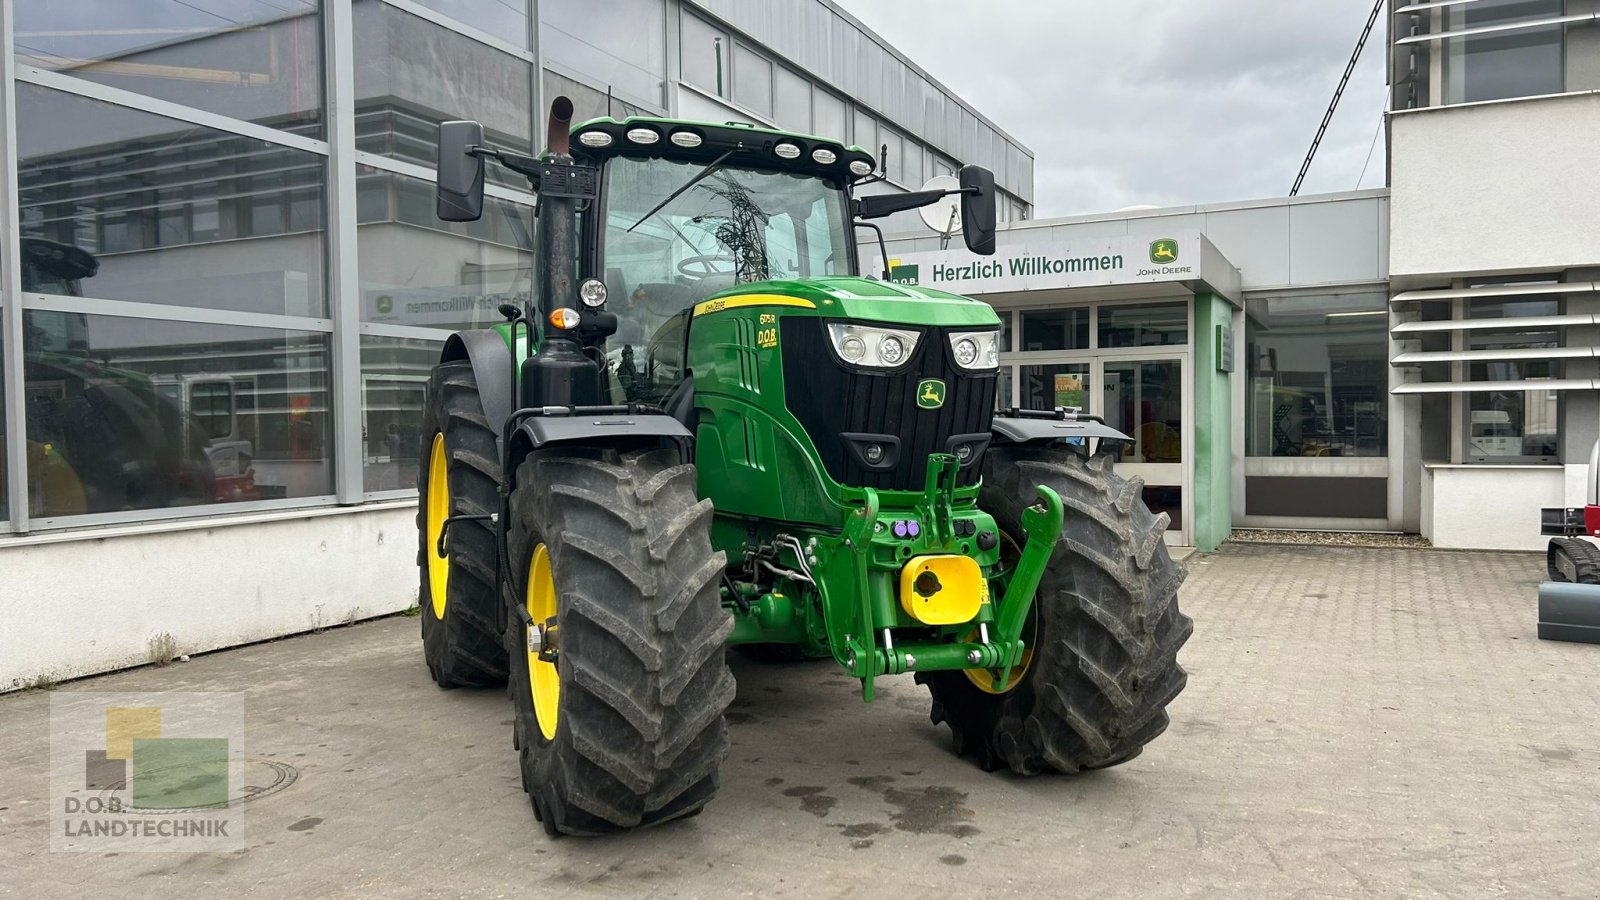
[773,66,812,133]
[1445,0,1564,104]
[1104,359,1184,462]
[1019,308,1089,351]
[680,14,728,98]
[1019,363,1090,410]
[355,1,532,188]
[814,90,847,142]
[880,127,904,185]
[853,110,877,157]
[542,0,664,108]
[1464,296,1561,462]
[904,140,925,187]
[22,311,332,518]
[13,0,324,137]
[1098,302,1187,348]
[545,70,653,126]
[734,44,773,117]
[357,166,533,332]
[362,337,445,492]
[1245,293,1389,458]
[16,85,328,317]
[413,0,530,47]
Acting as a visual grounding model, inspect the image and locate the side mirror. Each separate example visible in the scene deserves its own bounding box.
[436,120,486,222]
[958,165,996,255]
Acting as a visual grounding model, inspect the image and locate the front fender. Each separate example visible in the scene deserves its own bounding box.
[505,412,693,483]
[991,415,1132,446]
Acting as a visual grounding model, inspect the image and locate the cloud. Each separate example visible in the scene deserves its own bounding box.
[835,0,1389,217]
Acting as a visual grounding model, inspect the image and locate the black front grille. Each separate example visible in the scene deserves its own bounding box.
[781,318,996,491]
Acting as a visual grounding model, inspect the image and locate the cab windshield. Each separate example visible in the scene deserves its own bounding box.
[600,156,851,351]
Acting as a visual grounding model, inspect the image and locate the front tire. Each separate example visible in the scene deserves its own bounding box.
[418,360,508,688]
[919,446,1192,774]
[505,447,734,835]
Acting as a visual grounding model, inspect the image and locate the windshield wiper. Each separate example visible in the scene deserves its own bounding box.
[625,149,737,234]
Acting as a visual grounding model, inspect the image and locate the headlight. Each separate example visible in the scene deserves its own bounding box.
[827,323,920,368]
[947,330,999,370]
[578,278,607,308]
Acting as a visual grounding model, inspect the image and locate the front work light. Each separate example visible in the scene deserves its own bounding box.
[578,278,607,308]
[827,323,920,368]
[947,330,1000,370]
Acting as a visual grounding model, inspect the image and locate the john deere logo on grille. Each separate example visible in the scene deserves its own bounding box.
[917,379,946,409]
[1149,239,1178,264]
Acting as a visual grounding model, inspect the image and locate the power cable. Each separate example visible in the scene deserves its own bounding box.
[1355,109,1384,189]
[1290,0,1385,196]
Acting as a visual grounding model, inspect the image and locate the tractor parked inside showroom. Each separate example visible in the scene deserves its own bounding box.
[417,97,1192,835]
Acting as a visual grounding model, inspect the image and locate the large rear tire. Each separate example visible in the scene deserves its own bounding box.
[418,360,508,688]
[919,446,1192,774]
[505,447,734,835]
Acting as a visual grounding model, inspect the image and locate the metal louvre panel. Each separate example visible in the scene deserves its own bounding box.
[781,318,995,492]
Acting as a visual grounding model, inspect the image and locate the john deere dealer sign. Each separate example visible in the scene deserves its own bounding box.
[884,232,1202,295]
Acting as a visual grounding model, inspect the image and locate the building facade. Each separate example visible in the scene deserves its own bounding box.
[0,0,1034,688]
[1386,0,1600,550]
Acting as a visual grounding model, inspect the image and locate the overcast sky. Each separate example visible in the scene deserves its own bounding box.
[834,0,1390,218]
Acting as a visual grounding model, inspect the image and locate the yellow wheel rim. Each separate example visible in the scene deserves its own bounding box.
[964,531,1036,694]
[424,433,450,620]
[526,543,560,741]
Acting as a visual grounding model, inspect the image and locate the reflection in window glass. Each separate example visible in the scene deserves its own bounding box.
[1245,294,1388,458]
[1466,297,1561,461]
[14,0,323,137]
[814,91,847,142]
[22,311,331,518]
[357,166,533,331]
[1020,308,1089,351]
[1445,0,1563,104]
[681,15,727,97]
[542,0,663,107]
[355,1,532,187]
[1098,302,1187,348]
[1020,364,1090,411]
[773,66,812,133]
[16,85,327,316]
[414,0,529,48]
[544,70,652,127]
[1104,359,1183,464]
[362,337,444,492]
[734,45,772,117]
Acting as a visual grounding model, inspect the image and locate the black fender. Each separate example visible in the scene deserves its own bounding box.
[440,330,517,436]
[991,415,1132,447]
[505,412,694,486]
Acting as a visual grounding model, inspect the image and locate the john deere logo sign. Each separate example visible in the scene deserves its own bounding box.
[375,294,393,315]
[1149,239,1178,265]
[917,378,946,409]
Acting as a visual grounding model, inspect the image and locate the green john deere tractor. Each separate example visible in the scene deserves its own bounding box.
[418,97,1192,835]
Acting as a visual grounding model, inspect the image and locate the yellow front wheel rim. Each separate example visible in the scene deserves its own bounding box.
[424,433,450,620]
[526,543,560,741]
[964,531,1035,694]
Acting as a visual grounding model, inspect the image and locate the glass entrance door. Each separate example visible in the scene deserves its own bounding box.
[1099,357,1187,542]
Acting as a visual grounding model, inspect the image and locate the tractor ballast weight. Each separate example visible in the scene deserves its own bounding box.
[416,98,1192,834]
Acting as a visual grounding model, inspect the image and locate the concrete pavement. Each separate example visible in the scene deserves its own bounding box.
[2,543,1597,898]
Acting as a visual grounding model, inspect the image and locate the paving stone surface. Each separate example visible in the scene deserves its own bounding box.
[1,544,1595,898]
